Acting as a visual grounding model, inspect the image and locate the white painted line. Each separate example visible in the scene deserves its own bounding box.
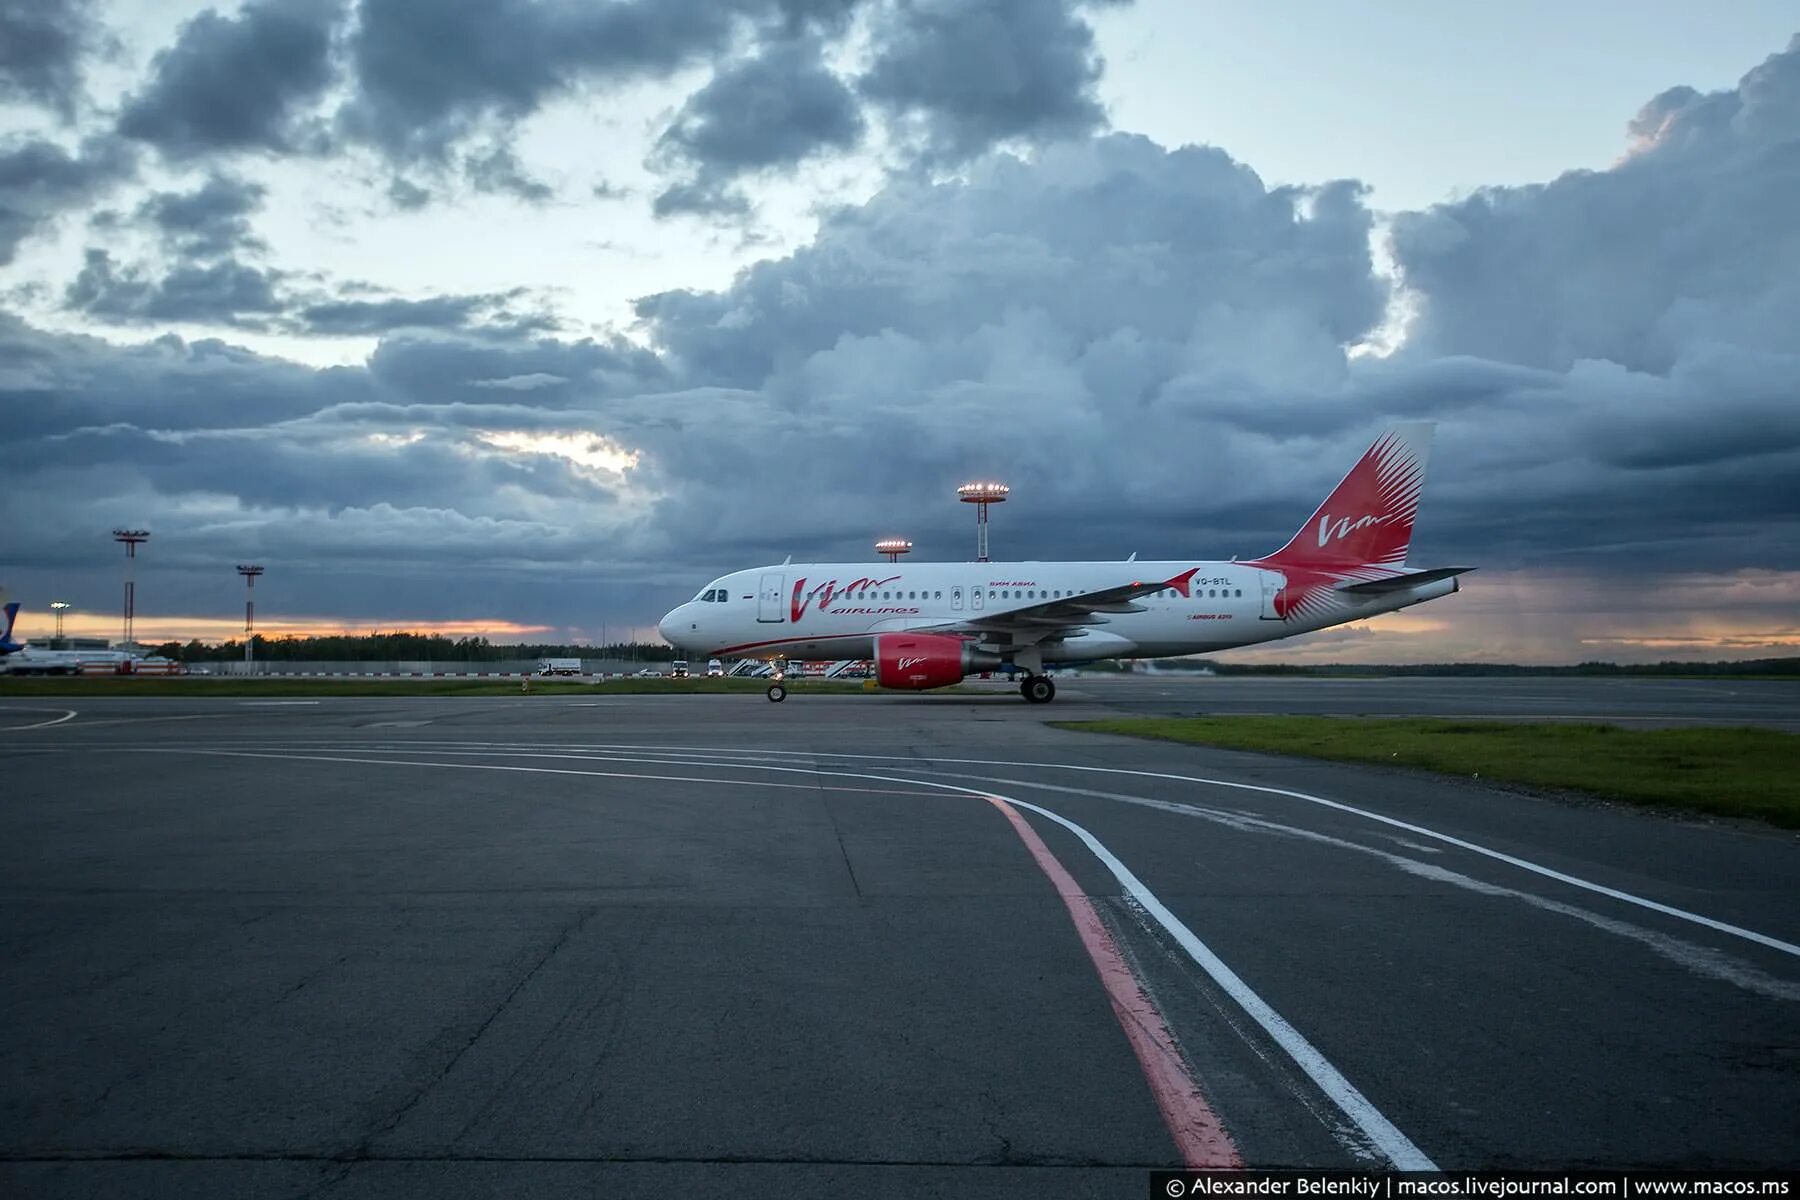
[36,713,223,730]
[239,701,321,706]
[130,749,946,800]
[998,792,1437,1170]
[1049,763,1800,961]
[0,708,78,731]
[946,772,1800,1004]
[482,743,1800,962]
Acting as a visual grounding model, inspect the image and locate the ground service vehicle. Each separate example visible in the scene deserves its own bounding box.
[536,658,582,676]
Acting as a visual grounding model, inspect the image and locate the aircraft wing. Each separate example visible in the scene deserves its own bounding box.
[935,569,1197,643]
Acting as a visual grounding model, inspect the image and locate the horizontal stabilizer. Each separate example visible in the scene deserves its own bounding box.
[1336,567,1474,596]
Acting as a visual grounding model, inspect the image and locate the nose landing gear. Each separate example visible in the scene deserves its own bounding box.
[1020,675,1055,704]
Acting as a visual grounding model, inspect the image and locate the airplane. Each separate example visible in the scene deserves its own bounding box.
[0,601,139,675]
[658,424,1472,702]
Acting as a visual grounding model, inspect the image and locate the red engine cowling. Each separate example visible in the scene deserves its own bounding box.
[875,632,979,690]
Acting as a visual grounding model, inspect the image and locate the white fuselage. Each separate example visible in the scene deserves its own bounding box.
[658,559,1457,663]
[0,646,136,674]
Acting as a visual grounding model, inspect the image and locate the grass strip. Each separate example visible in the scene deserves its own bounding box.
[1053,716,1800,828]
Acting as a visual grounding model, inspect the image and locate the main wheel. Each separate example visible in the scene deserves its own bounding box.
[1022,675,1055,704]
[767,683,787,703]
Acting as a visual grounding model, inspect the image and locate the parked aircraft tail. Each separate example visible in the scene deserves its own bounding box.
[1259,424,1432,571]
[1,601,22,654]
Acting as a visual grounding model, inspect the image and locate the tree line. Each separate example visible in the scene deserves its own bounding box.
[147,634,678,663]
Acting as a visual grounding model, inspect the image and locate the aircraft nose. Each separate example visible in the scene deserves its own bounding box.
[657,607,684,647]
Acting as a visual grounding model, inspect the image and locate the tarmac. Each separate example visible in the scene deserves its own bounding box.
[2,677,1796,1197]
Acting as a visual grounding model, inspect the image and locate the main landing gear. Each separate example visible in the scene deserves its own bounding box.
[1020,675,1056,704]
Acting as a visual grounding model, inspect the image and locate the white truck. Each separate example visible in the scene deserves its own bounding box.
[536,658,583,676]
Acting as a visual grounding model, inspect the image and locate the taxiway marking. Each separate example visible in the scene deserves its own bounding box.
[0,707,77,731]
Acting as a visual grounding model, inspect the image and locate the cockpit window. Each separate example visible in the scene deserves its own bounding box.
[699,589,716,602]
[714,590,727,602]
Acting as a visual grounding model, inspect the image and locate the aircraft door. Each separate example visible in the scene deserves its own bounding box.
[758,573,785,623]
[970,583,984,611]
[951,586,963,612]
[1259,570,1285,620]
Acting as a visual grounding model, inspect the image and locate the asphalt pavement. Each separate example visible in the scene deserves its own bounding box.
[2,681,1796,1197]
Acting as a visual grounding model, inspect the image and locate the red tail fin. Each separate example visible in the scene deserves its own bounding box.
[1260,424,1432,570]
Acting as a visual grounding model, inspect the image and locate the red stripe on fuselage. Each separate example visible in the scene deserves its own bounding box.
[708,631,877,657]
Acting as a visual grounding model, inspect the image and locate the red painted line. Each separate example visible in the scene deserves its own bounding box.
[986,795,1242,1170]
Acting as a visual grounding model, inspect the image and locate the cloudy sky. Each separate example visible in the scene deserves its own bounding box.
[1,0,1795,662]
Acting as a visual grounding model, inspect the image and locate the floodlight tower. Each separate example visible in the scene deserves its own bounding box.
[875,538,913,563]
[112,529,149,647]
[956,482,1009,563]
[50,601,70,640]
[236,565,264,667]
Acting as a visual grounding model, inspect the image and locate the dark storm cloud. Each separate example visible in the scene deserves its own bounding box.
[117,0,344,159]
[0,135,134,264]
[463,145,554,203]
[65,248,287,326]
[364,330,669,404]
[0,310,367,442]
[386,177,430,210]
[337,0,749,162]
[652,37,865,217]
[3,36,1796,643]
[0,0,106,117]
[1372,36,1800,579]
[1390,35,1800,375]
[61,245,560,338]
[638,137,1383,387]
[296,293,559,336]
[0,312,674,627]
[136,173,267,257]
[857,0,1123,164]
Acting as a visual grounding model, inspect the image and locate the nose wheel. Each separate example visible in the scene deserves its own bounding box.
[766,682,787,702]
[1020,675,1055,704]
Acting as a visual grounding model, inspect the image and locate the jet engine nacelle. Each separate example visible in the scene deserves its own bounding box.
[874,632,997,690]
